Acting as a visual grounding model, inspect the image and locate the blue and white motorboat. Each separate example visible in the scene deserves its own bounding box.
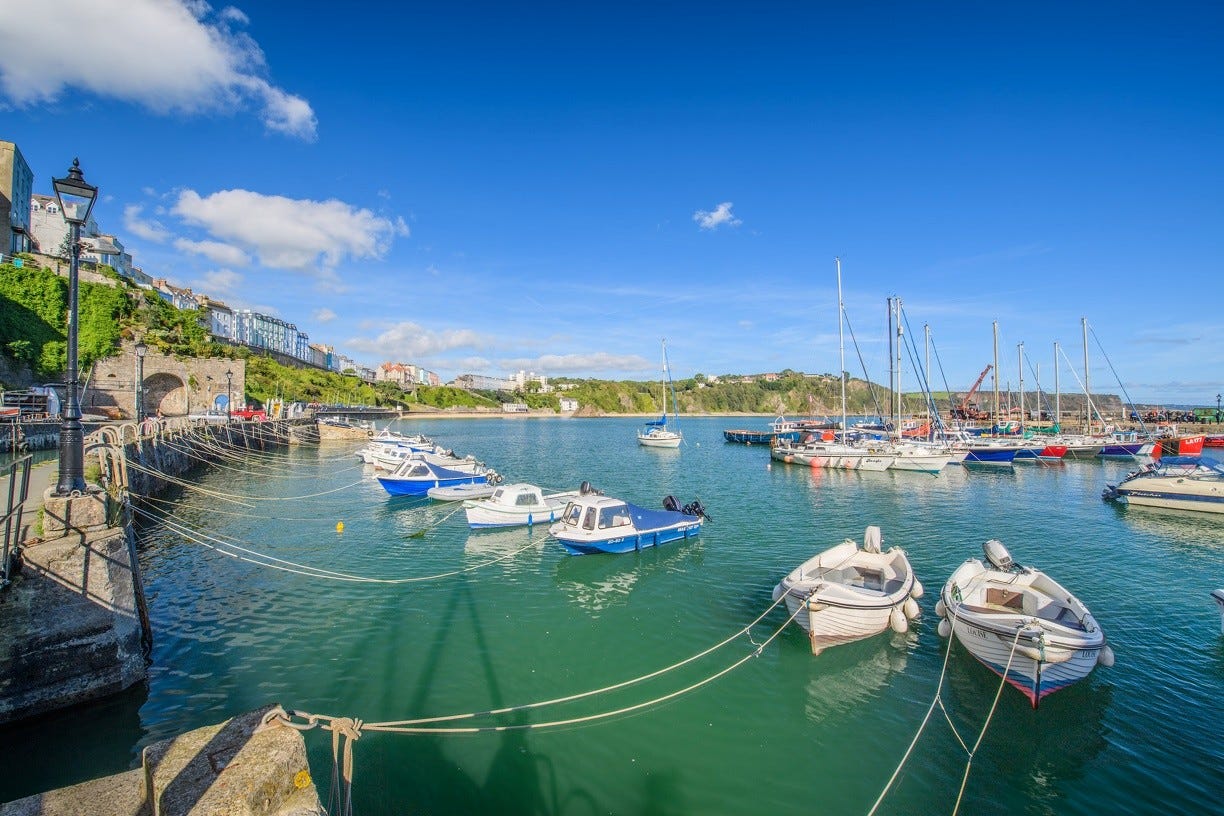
[376,457,494,497]
[1102,456,1224,513]
[549,492,707,555]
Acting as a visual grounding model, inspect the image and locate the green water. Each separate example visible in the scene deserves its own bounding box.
[3,417,1223,814]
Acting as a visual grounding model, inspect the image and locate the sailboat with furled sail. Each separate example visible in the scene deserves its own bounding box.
[637,339,683,448]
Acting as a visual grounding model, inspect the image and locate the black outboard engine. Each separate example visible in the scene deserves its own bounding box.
[682,499,709,520]
[580,481,595,495]
[662,495,681,512]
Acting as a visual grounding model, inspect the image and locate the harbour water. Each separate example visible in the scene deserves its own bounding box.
[3,416,1222,813]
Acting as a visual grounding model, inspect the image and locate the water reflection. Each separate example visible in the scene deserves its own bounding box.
[1109,503,1224,551]
[552,542,704,616]
[802,636,913,723]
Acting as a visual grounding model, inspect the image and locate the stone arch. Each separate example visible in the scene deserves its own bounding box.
[144,372,188,417]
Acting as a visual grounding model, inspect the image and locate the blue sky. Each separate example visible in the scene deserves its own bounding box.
[2,1,1221,404]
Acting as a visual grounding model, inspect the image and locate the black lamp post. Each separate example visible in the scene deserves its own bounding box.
[1217,393,1221,423]
[134,340,146,425]
[52,159,97,496]
[226,370,233,423]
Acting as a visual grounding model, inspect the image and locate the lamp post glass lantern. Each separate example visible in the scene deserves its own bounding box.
[134,340,146,425]
[52,159,97,496]
[226,370,233,422]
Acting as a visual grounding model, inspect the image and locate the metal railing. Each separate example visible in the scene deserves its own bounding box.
[2,455,33,588]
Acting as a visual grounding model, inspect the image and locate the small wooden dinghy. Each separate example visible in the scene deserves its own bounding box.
[772,526,922,655]
[936,540,1113,708]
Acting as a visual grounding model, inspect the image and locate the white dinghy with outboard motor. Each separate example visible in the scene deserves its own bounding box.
[936,539,1113,708]
[772,525,922,655]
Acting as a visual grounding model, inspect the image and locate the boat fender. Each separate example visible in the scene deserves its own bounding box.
[889,607,908,634]
[903,598,920,621]
[910,579,924,599]
[937,618,952,638]
[663,495,681,512]
[1016,644,1045,662]
[1097,644,1115,667]
[934,599,946,618]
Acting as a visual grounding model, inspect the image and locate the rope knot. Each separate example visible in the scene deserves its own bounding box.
[331,716,364,742]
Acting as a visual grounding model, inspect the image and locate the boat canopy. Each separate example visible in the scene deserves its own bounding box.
[1157,455,1224,474]
[644,416,668,426]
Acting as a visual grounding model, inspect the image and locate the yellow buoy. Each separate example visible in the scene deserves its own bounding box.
[336,521,345,533]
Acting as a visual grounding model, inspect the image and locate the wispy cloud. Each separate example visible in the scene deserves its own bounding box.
[314,308,337,323]
[123,204,173,243]
[499,353,654,374]
[191,268,242,296]
[173,189,408,288]
[346,321,490,359]
[693,201,742,230]
[175,237,250,267]
[0,0,317,139]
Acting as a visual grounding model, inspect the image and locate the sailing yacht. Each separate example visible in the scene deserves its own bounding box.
[638,339,683,448]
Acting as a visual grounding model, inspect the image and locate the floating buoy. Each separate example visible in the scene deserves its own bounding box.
[934,599,946,618]
[1098,644,1115,667]
[910,580,924,599]
[937,618,952,638]
[336,521,345,533]
[889,607,908,634]
[903,598,920,620]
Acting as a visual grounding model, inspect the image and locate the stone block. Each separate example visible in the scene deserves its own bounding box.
[41,487,114,537]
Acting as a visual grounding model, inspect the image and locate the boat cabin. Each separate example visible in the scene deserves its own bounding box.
[557,496,634,532]
[489,484,549,508]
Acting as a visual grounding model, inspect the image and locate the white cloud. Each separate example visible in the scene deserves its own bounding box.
[172,189,405,284]
[174,237,250,267]
[346,322,490,358]
[314,308,337,323]
[693,201,742,230]
[124,204,172,243]
[192,268,242,296]
[0,0,317,140]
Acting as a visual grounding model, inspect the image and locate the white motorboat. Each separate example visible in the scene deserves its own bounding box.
[464,483,580,528]
[428,482,498,501]
[1103,456,1224,514]
[936,540,1112,708]
[772,526,922,654]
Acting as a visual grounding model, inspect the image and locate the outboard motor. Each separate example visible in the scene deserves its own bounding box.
[982,539,1015,571]
[662,495,681,512]
[580,481,597,495]
[682,499,709,520]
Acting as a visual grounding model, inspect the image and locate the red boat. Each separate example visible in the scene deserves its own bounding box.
[1156,434,1205,458]
[1204,434,1224,448]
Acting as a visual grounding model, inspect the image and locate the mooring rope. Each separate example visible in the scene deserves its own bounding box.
[126,458,366,502]
[134,492,383,523]
[151,435,365,479]
[866,605,1024,816]
[261,595,804,812]
[131,504,543,583]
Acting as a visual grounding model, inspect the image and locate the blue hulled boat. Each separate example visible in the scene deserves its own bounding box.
[377,458,491,497]
[549,493,706,555]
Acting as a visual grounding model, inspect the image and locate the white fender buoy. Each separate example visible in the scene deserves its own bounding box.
[935,599,946,618]
[910,580,924,599]
[903,598,920,620]
[937,618,951,638]
[1098,644,1115,667]
[889,607,908,634]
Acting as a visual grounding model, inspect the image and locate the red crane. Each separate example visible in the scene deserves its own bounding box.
[952,364,993,420]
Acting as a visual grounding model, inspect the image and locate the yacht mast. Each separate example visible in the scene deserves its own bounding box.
[1082,317,1091,433]
[1054,341,1061,429]
[992,321,999,430]
[1018,341,1025,432]
[895,297,904,434]
[837,258,846,434]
